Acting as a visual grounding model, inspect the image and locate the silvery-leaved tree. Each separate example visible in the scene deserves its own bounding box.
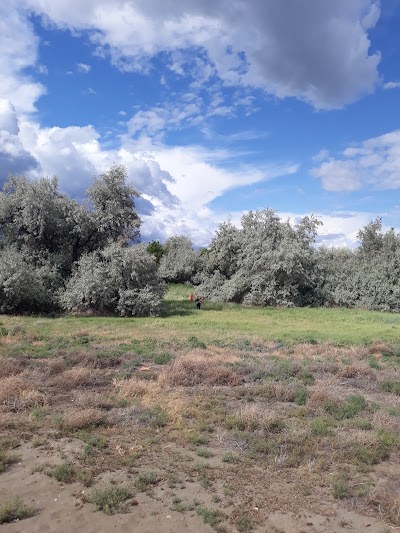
[158,236,202,284]
[60,243,166,316]
[198,209,322,307]
[0,165,148,314]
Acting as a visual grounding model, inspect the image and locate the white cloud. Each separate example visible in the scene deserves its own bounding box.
[383,81,400,90]
[311,130,400,191]
[37,64,48,75]
[24,0,381,109]
[0,0,45,113]
[77,62,91,73]
[0,99,38,178]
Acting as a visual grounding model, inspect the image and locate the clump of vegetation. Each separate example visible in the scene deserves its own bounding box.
[135,471,159,491]
[164,358,239,386]
[89,484,133,514]
[379,381,400,396]
[0,450,18,473]
[0,498,37,524]
[47,462,77,483]
[324,394,366,420]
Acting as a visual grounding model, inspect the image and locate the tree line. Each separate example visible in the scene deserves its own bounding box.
[1,167,399,315]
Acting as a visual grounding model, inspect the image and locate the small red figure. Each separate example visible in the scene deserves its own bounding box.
[190,294,194,301]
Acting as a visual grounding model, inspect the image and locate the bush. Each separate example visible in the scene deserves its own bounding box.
[0,247,60,313]
[60,243,166,316]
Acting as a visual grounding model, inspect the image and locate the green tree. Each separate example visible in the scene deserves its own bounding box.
[146,240,164,264]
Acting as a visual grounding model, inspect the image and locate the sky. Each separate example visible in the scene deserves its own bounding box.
[1,0,400,247]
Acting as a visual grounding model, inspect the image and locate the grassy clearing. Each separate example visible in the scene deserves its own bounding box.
[0,286,400,530]
[1,284,400,347]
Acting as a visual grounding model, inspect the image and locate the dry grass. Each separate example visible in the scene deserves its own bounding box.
[114,377,154,399]
[51,367,95,388]
[64,408,105,429]
[162,357,239,387]
[71,390,113,409]
[0,376,47,411]
[338,364,374,379]
[46,358,66,375]
[0,358,24,379]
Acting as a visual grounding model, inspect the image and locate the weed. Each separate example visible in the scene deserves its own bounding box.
[196,505,225,527]
[0,498,36,524]
[298,370,316,385]
[332,473,350,499]
[190,433,210,446]
[30,406,47,422]
[31,436,47,448]
[139,406,168,428]
[293,387,308,406]
[379,381,400,396]
[325,394,366,420]
[187,336,207,349]
[90,484,133,514]
[154,352,174,365]
[0,450,18,473]
[368,357,381,370]
[135,471,159,491]
[197,448,213,458]
[236,516,255,532]
[310,417,333,436]
[222,452,240,464]
[47,462,77,483]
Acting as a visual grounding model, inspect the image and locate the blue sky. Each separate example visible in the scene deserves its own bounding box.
[1,0,400,246]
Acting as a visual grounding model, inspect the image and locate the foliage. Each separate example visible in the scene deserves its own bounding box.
[0,166,155,315]
[61,243,166,316]
[158,236,202,283]
[198,209,322,306]
[146,240,164,264]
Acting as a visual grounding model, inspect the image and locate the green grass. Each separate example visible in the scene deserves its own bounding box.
[0,285,399,348]
[0,498,37,524]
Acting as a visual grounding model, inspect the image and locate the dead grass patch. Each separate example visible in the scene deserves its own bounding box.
[46,358,66,375]
[338,364,375,379]
[0,358,24,378]
[64,408,105,429]
[0,376,47,411]
[51,367,95,388]
[72,390,113,410]
[162,357,239,387]
[113,377,154,399]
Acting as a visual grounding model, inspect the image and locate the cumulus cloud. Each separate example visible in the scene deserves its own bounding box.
[0,0,45,113]
[0,99,38,180]
[24,0,381,109]
[311,130,400,191]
